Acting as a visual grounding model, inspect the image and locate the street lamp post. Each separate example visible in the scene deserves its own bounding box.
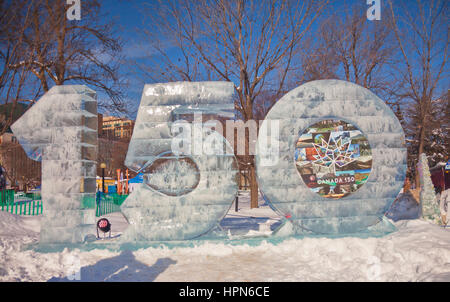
[100,163,106,193]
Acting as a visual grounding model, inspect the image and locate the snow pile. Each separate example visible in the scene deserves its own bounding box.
[0,211,40,237]
[0,192,449,282]
[148,220,450,282]
[0,212,40,281]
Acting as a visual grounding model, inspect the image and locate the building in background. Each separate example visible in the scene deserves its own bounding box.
[98,113,103,136]
[97,115,136,181]
[101,116,135,140]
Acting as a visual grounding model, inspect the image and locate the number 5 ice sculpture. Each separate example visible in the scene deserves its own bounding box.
[121,82,238,242]
[11,86,98,244]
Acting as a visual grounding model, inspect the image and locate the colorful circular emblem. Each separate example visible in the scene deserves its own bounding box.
[294,119,372,199]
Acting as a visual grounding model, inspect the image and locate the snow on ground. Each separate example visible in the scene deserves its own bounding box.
[0,191,449,282]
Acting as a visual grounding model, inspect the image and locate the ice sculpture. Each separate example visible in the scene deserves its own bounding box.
[121,82,238,241]
[418,153,441,224]
[11,85,98,244]
[256,80,406,236]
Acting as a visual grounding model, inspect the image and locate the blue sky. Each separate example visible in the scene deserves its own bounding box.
[1,0,444,119]
[97,0,149,116]
[99,0,191,117]
[96,0,448,119]
[102,0,368,117]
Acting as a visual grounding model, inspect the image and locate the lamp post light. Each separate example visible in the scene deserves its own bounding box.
[100,163,106,193]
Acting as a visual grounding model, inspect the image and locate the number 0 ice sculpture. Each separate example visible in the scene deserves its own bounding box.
[11,86,98,244]
[256,80,406,236]
[121,82,238,241]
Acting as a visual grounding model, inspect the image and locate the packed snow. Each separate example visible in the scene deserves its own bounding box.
[0,191,449,282]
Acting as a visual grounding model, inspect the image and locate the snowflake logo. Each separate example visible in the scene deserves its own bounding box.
[312,136,357,174]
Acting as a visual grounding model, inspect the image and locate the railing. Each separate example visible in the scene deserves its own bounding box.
[95,193,128,217]
[0,190,128,217]
[25,192,41,200]
[0,190,15,203]
[1,199,43,216]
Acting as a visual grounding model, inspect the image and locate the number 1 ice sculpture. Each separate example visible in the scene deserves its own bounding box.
[11,86,98,244]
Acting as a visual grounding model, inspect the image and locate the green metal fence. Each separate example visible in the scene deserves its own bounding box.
[1,199,43,216]
[0,191,128,217]
[0,190,15,203]
[25,192,41,200]
[96,199,121,216]
[96,193,128,217]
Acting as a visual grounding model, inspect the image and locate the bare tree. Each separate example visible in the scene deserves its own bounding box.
[139,0,329,208]
[0,142,41,191]
[297,2,397,101]
[0,0,41,136]
[424,90,449,166]
[9,0,127,113]
[388,0,449,188]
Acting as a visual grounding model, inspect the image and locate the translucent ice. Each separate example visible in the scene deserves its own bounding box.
[121,81,238,241]
[256,80,406,236]
[418,153,441,224]
[11,85,98,244]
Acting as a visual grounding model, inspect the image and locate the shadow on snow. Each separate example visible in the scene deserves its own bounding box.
[48,250,176,282]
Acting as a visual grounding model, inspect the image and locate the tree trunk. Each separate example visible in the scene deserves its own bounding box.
[249,161,258,208]
[39,68,49,92]
[415,124,426,189]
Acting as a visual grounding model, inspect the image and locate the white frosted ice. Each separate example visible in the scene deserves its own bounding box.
[122,81,238,241]
[418,153,441,224]
[256,80,407,236]
[11,85,98,244]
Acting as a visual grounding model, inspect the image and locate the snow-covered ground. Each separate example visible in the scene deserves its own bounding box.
[0,192,449,282]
